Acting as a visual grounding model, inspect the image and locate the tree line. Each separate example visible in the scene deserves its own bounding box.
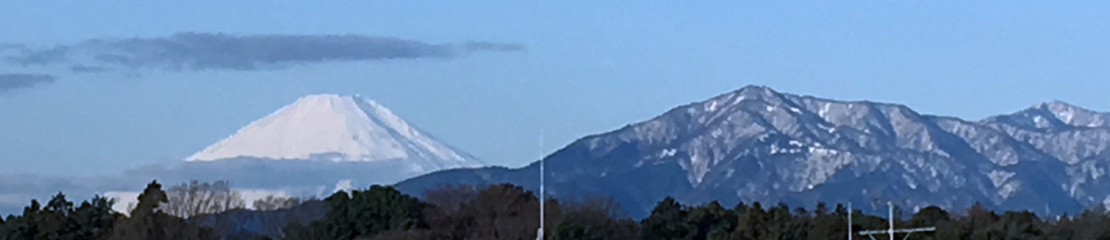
[6,180,1110,240]
[129,180,302,218]
[0,181,216,240]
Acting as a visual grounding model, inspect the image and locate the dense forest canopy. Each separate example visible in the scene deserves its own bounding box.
[4,180,1110,240]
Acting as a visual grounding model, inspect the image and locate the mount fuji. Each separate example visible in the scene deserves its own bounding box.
[96,94,485,215]
[185,94,483,173]
[97,95,483,211]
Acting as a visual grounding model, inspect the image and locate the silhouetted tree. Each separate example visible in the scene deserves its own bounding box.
[109,180,218,240]
[422,184,479,215]
[732,201,766,240]
[0,192,123,240]
[641,197,688,240]
[809,203,847,240]
[21,182,1110,240]
[456,184,542,240]
[253,195,302,211]
[282,220,327,240]
[319,185,427,240]
[685,201,733,240]
[909,206,949,228]
[553,196,639,240]
[357,230,431,240]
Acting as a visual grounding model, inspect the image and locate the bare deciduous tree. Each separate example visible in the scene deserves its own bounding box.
[564,195,627,219]
[160,180,246,218]
[423,184,478,215]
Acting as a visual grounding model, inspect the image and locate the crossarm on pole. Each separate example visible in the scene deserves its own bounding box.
[859,227,935,235]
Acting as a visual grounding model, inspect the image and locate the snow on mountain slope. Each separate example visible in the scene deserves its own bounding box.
[396,85,1103,218]
[185,94,483,174]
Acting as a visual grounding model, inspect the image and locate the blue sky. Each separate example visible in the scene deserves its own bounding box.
[1,1,1109,177]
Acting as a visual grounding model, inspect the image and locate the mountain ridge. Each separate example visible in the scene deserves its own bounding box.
[395,85,1106,218]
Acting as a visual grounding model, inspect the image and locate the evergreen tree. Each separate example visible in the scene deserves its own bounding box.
[909,206,949,228]
[762,203,794,240]
[321,185,427,240]
[997,211,1041,240]
[36,192,76,240]
[686,201,733,240]
[965,203,1001,240]
[809,203,846,240]
[731,202,766,240]
[640,197,688,240]
[70,195,120,240]
[282,220,327,240]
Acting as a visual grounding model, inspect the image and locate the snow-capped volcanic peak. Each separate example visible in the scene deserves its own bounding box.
[185,94,483,171]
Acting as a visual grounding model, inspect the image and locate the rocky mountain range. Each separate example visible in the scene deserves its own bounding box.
[395,85,1110,218]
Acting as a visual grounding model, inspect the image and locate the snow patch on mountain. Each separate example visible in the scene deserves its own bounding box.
[1038,101,1110,128]
[989,170,1016,188]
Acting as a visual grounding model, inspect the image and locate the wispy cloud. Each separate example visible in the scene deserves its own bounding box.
[4,46,69,67]
[70,64,108,73]
[0,73,56,93]
[3,32,525,72]
[0,44,25,53]
[462,41,527,52]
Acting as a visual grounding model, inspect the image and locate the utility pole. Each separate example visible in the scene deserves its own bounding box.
[858,201,935,240]
[848,202,853,240]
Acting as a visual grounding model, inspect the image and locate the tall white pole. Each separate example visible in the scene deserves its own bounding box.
[888,201,894,240]
[537,129,545,240]
[848,202,852,240]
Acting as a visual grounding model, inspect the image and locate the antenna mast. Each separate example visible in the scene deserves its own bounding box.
[889,202,894,240]
[537,129,545,240]
[858,201,935,240]
[848,202,853,240]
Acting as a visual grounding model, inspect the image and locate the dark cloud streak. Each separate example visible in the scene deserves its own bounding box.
[0,73,56,93]
[0,43,25,52]
[4,46,69,66]
[463,41,526,52]
[4,32,525,72]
